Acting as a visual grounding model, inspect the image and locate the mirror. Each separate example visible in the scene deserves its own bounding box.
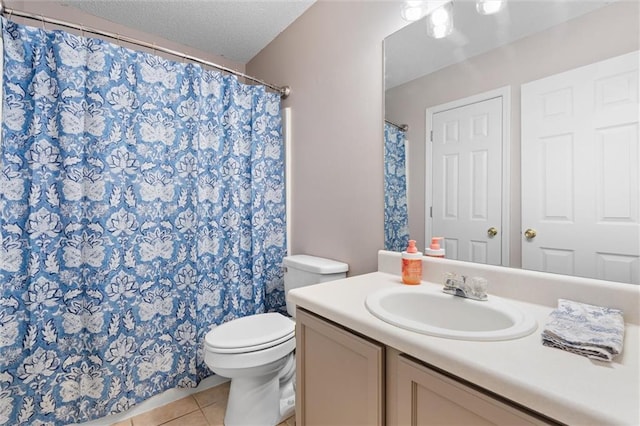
[384,0,639,284]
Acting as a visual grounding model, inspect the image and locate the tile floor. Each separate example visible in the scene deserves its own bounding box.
[110,382,295,426]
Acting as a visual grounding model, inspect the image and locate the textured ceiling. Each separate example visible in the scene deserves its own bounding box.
[66,0,315,63]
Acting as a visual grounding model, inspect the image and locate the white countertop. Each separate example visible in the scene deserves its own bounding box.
[288,271,640,425]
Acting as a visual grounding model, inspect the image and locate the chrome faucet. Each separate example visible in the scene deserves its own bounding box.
[443,272,488,301]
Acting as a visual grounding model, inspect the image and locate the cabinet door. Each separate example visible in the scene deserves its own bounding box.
[296,309,384,426]
[396,355,551,425]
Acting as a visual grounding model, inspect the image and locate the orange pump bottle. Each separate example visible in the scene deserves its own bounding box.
[401,240,422,285]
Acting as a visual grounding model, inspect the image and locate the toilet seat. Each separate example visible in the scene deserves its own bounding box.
[205,312,295,354]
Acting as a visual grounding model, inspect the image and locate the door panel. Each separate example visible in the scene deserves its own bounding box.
[432,97,503,265]
[395,355,548,425]
[521,51,639,284]
[296,309,384,426]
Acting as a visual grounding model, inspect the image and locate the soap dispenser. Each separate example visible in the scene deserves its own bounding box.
[401,240,422,285]
[425,237,445,258]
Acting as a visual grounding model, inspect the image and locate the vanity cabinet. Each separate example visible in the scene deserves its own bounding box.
[296,309,557,426]
[393,354,552,425]
[295,308,385,425]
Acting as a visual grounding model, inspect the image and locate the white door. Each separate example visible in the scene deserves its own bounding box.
[431,96,503,265]
[521,51,639,284]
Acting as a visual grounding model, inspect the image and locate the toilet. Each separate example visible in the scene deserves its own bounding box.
[203,255,348,426]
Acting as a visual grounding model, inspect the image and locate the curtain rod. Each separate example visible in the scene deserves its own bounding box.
[385,120,408,132]
[0,3,291,98]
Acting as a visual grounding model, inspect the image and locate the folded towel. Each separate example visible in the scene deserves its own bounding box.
[542,299,624,362]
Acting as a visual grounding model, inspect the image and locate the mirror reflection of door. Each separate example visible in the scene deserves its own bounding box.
[428,89,508,265]
[521,51,639,284]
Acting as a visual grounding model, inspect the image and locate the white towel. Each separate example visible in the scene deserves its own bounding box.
[542,299,625,362]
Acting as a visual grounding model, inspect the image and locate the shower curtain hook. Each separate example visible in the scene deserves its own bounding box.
[40,15,46,30]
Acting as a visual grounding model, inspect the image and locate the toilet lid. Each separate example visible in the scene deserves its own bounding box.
[205,312,295,354]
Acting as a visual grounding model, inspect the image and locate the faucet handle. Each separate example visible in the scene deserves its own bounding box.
[443,272,488,300]
[467,277,488,300]
[443,272,461,289]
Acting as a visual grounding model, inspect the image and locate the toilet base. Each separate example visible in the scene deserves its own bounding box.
[224,353,296,426]
[278,365,296,422]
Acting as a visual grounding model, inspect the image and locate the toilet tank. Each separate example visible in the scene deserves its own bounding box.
[283,255,348,317]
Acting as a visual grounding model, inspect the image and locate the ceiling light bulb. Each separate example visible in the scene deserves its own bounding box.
[430,7,450,26]
[401,1,428,22]
[476,0,505,15]
[431,24,451,39]
[426,2,453,39]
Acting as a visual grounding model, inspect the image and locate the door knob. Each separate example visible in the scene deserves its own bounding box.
[524,228,537,240]
[487,227,498,238]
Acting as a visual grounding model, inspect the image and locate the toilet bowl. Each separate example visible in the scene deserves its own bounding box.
[204,312,296,425]
[203,255,348,426]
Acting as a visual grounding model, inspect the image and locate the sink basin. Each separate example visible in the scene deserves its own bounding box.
[365,285,537,341]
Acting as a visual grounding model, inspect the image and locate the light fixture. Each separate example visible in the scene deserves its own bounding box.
[404,0,506,40]
[426,2,453,39]
[401,1,429,22]
[476,0,505,15]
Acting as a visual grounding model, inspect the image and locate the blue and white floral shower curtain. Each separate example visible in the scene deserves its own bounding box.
[384,122,409,252]
[0,18,286,425]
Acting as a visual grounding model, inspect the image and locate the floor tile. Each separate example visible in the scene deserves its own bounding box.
[130,395,199,426]
[201,402,226,426]
[277,415,296,426]
[162,410,209,426]
[193,382,230,408]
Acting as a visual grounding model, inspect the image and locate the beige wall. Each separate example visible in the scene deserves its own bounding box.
[4,1,244,72]
[248,2,407,276]
[386,1,640,266]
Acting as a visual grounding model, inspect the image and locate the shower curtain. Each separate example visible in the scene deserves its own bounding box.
[384,122,409,252]
[0,18,286,425]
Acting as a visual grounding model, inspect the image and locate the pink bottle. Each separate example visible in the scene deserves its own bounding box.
[425,237,445,258]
